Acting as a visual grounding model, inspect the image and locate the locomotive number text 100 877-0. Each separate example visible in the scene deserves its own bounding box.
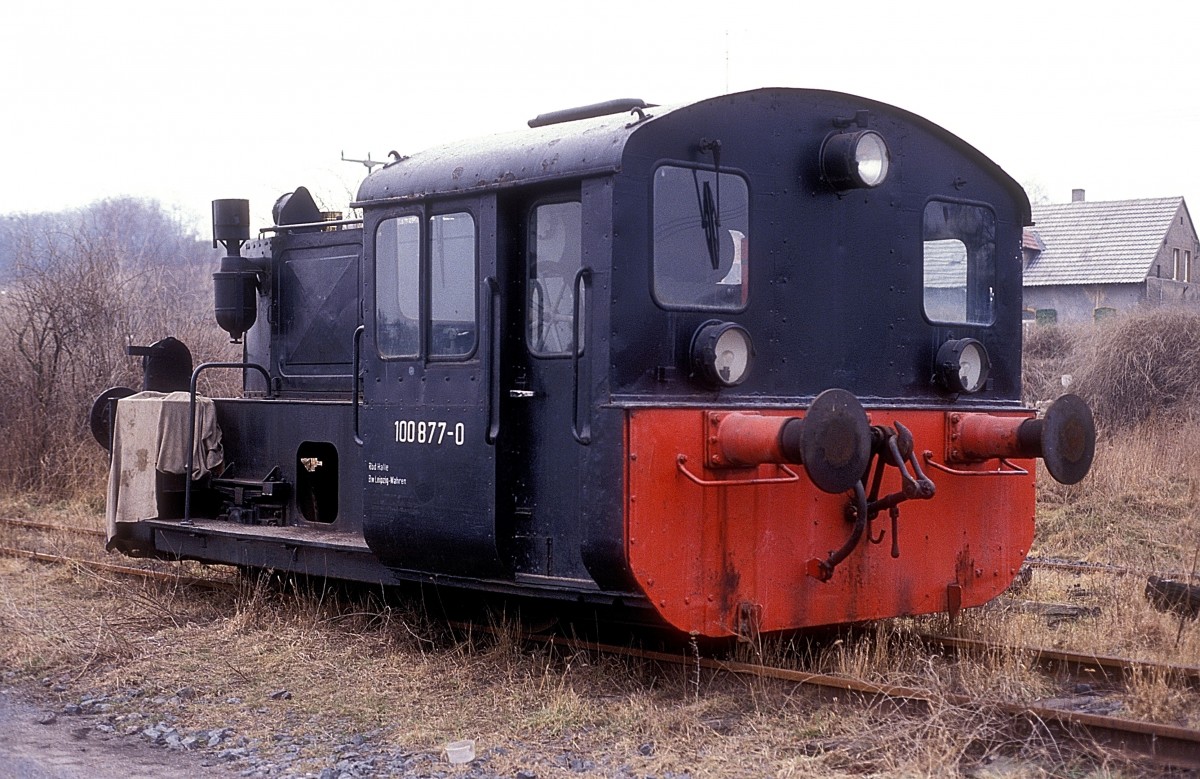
[393,420,466,446]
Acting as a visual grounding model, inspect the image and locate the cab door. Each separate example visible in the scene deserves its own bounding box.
[359,197,506,578]
[496,194,588,579]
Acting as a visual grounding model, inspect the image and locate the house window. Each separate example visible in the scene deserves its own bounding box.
[1188,250,1194,283]
[1035,308,1058,326]
[1174,248,1183,280]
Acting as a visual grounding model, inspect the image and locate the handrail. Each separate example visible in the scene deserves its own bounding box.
[485,277,501,444]
[258,218,363,234]
[571,267,593,444]
[922,451,1029,477]
[676,455,800,487]
[184,361,272,523]
[352,325,365,446]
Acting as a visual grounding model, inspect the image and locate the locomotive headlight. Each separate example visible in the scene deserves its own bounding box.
[691,320,754,388]
[934,338,990,394]
[820,130,891,189]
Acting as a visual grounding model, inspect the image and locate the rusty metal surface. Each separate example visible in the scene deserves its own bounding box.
[626,407,1036,636]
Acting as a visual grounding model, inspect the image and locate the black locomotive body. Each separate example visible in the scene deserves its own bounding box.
[98,89,1095,637]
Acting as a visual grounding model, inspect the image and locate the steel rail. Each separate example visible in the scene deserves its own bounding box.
[1026,556,1198,582]
[922,634,1200,691]
[1024,557,1138,577]
[0,517,106,538]
[0,546,233,590]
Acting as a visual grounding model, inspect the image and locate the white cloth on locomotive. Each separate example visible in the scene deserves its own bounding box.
[105,391,224,538]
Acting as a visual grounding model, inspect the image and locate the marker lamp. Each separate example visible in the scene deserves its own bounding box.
[691,320,754,388]
[935,338,990,394]
[820,130,891,189]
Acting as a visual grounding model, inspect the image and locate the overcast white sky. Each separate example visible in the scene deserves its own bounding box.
[3,0,1198,234]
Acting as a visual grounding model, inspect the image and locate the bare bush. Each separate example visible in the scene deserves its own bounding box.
[1021,323,1083,405]
[0,198,237,497]
[1067,309,1200,432]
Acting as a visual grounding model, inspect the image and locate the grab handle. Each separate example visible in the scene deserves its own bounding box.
[352,324,365,446]
[571,267,593,444]
[486,277,501,444]
[185,361,271,522]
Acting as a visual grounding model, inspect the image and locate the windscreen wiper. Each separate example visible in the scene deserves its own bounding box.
[699,180,720,269]
[693,139,723,270]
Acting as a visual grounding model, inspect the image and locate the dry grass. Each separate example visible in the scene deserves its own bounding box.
[1027,310,1200,576]
[0,553,857,777]
[1035,420,1200,572]
[2,503,1196,776]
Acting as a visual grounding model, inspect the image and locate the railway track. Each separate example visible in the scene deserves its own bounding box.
[0,515,229,588]
[2,532,1198,770]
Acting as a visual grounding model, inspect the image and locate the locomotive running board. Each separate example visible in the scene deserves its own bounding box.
[141,519,644,606]
[143,518,392,584]
[144,518,371,551]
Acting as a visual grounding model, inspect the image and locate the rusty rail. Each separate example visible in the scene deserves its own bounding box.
[0,545,232,589]
[0,517,105,538]
[922,634,1200,691]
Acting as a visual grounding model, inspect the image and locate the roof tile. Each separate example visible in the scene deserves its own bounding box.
[1023,197,1183,286]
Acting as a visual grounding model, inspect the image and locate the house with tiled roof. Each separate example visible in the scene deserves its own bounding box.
[1022,191,1200,324]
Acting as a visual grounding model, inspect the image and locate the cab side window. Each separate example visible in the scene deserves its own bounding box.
[430,212,477,357]
[528,201,582,356]
[375,211,478,359]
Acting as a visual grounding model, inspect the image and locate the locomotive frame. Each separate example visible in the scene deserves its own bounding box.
[96,88,1095,638]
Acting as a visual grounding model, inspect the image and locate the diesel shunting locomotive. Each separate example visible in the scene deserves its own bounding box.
[93,88,1096,638]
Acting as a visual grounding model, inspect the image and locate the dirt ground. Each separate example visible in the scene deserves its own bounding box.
[0,691,239,778]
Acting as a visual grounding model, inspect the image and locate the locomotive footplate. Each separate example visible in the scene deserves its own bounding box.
[144,518,387,582]
[141,519,646,605]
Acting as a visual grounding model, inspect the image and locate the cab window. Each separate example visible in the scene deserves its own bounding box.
[375,211,478,358]
[375,215,420,358]
[429,212,477,357]
[652,165,749,311]
[922,201,995,325]
[528,201,582,356]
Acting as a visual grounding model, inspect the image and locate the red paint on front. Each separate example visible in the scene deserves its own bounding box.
[625,408,1036,637]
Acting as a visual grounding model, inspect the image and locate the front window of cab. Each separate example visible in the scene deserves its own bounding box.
[922,200,996,325]
[653,165,749,310]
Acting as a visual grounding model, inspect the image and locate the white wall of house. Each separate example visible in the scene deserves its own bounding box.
[1023,279,1200,324]
[1022,283,1143,324]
